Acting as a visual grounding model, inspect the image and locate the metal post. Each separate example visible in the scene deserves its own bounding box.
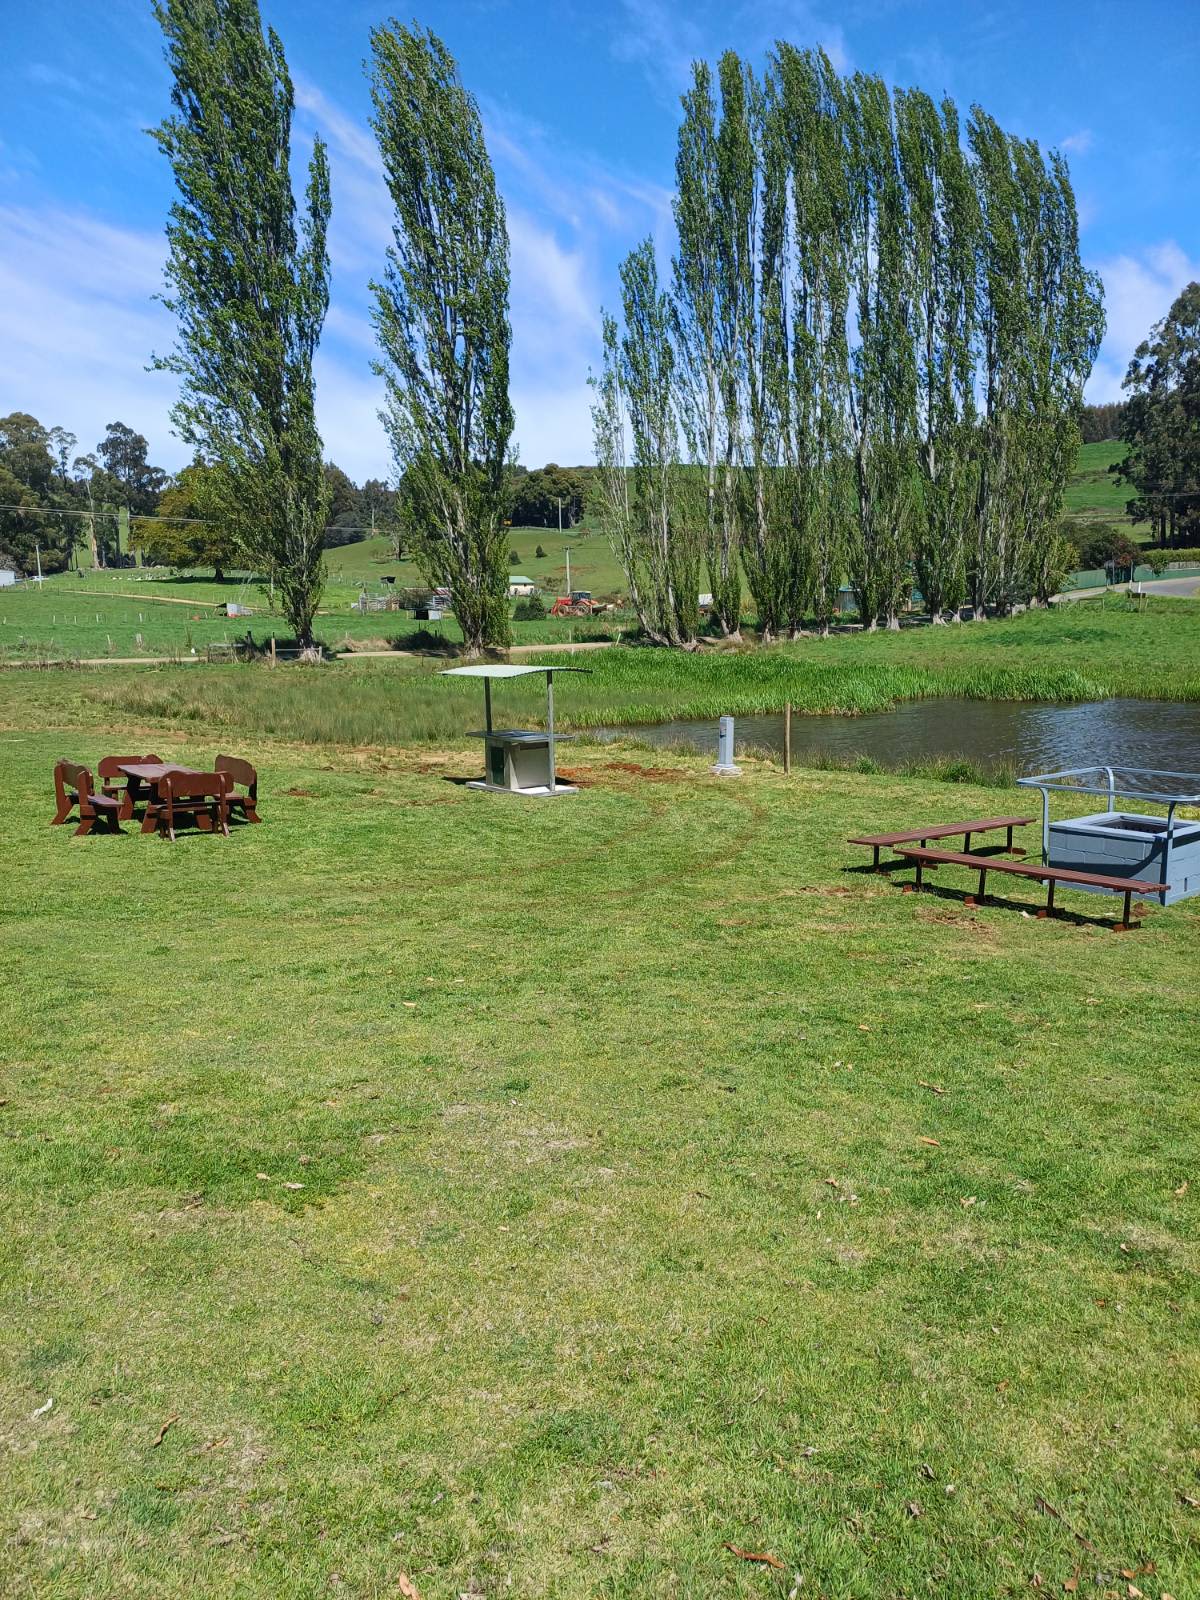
[1104,765,1115,812]
[484,677,493,733]
[1039,785,1050,864]
[713,716,740,776]
[1163,800,1176,903]
[784,701,792,775]
[565,548,571,597]
[546,672,556,793]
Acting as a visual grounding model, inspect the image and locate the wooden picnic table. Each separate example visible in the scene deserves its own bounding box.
[116,762,201,831]
[848,815,1034,871]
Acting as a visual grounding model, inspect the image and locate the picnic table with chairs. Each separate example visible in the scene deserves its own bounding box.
[51,753,261,842]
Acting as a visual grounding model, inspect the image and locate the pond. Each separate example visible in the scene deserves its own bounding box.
[597,698,1200,775]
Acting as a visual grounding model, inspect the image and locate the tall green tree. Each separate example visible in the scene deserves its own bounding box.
[132,460,240,578]
[844,74,917,630]
[369,21,514,656]
[151,0,331,648]
[770,45,851,637]
[1116,281,1200,544]
[593,243,700,647]
[896,90,979,622]
[672,53,752,638]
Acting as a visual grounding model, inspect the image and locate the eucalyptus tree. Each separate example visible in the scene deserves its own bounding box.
[895,90,979,622]
[594,241,699,647]
[151,0,330,648]
[369,22,514,656]
[844,74,917,630]
[1118,281,1200,544]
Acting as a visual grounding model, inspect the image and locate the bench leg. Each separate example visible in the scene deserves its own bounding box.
[73,815,94,838]
[965,867,987,909]
[1037,879,1056,920]
[872,844,880,871]
[1114,889,1135,932]
[51,798,73,826]
[963,832,972,853]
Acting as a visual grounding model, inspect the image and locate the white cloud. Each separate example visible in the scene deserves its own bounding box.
[1085,240,1200,402]
[1060,129,1093,156]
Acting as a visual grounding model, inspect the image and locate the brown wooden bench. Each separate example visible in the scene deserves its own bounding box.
[849,815,1034,870]
[216,754,261,823]
[157,771,232,841]
[51,761,123,837]
[895,846,1167,932]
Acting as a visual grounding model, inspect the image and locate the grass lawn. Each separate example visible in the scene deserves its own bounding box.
[1,668,1198,1598]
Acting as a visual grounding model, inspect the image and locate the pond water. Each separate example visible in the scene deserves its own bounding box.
[597,698,1200,775]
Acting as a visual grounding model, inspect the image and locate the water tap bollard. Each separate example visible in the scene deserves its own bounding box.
[712,715,741,776]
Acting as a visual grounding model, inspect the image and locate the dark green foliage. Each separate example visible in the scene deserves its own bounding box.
[1115,281,1200,544]
[513,594,547,620]
[151,0,331,647]
[97,422,167,513]
[369,22,514,656]
[508,464,590,528]
[1081,401,1124,443]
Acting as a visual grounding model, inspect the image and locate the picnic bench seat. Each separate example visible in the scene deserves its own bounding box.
[215,754,261,823]
[51,761,122,837]
[156,771,232,841]
[895,845,1167,931]
[849,815,1034,870]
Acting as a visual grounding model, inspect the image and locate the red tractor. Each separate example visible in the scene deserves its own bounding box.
[550,590,604,618]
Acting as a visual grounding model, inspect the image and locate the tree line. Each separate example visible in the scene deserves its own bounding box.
[593,48,1105,645]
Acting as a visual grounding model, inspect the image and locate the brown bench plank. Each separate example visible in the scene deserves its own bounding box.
[848,816,1034,870]
[895,845,1167,931]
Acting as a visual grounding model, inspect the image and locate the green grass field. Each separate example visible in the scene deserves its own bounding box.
[2,441,1142,663]
[2,664,1197,1598]
[6,596,1195,758]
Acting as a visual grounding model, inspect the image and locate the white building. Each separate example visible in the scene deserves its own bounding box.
[0,569,17,587]
[508,576,538,597]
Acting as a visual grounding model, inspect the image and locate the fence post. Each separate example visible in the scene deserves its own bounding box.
[784,701,792,775]
[270,636,277,667]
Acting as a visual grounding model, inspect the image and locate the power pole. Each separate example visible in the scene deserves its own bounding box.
[565,547,571,596]
[557,496,562,536]
[35,542,43,583]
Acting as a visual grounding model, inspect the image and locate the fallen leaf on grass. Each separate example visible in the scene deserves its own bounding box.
[857,1024,871,1032]
[919,1463,935,1480]
[31,1397,53,1418]
[282,1182,305,1191]
[918,1080,946,1095]
[1177,1491,1200,1508]
[402,1001,417,1009]
[905,1501,923,1517]
[151,1415,178,1448]
[723,1543,786,1571]
[918,1136,941,1147]
[823,1177,841,1189]
[1174,1180,1189,1198]
[256,1173,270,1181]
[1062,1579,1078,1594]
[960,1195,977,1207]
[396,1576,422,1599]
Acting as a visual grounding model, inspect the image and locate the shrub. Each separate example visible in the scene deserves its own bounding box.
[1078,527,1139,571]
[513,594,547,621]
[509,548,519,564]
[535,544,546,559]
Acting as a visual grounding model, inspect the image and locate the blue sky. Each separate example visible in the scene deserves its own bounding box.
[2,0,1198,481]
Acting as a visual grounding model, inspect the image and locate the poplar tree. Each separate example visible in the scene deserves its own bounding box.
[896,89,979,622]
[672,54,755,639]
[369,22,514,656]
[594,242,699,647]
[771,46,851,636]
[151,0,330,649]
[844,74,917,630]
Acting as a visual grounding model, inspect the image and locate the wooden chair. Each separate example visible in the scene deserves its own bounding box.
[98,753,161,800]
[215,754,261,823]
[98,753,161,818]
[157,771,232,842]
[51,761,123,837]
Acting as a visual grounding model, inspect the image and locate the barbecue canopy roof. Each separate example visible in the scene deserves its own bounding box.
[440,665,591,679]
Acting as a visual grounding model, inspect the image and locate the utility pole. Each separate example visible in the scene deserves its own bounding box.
[557,496,562,536]
[565,547,571,596]
[35,542,43,583]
